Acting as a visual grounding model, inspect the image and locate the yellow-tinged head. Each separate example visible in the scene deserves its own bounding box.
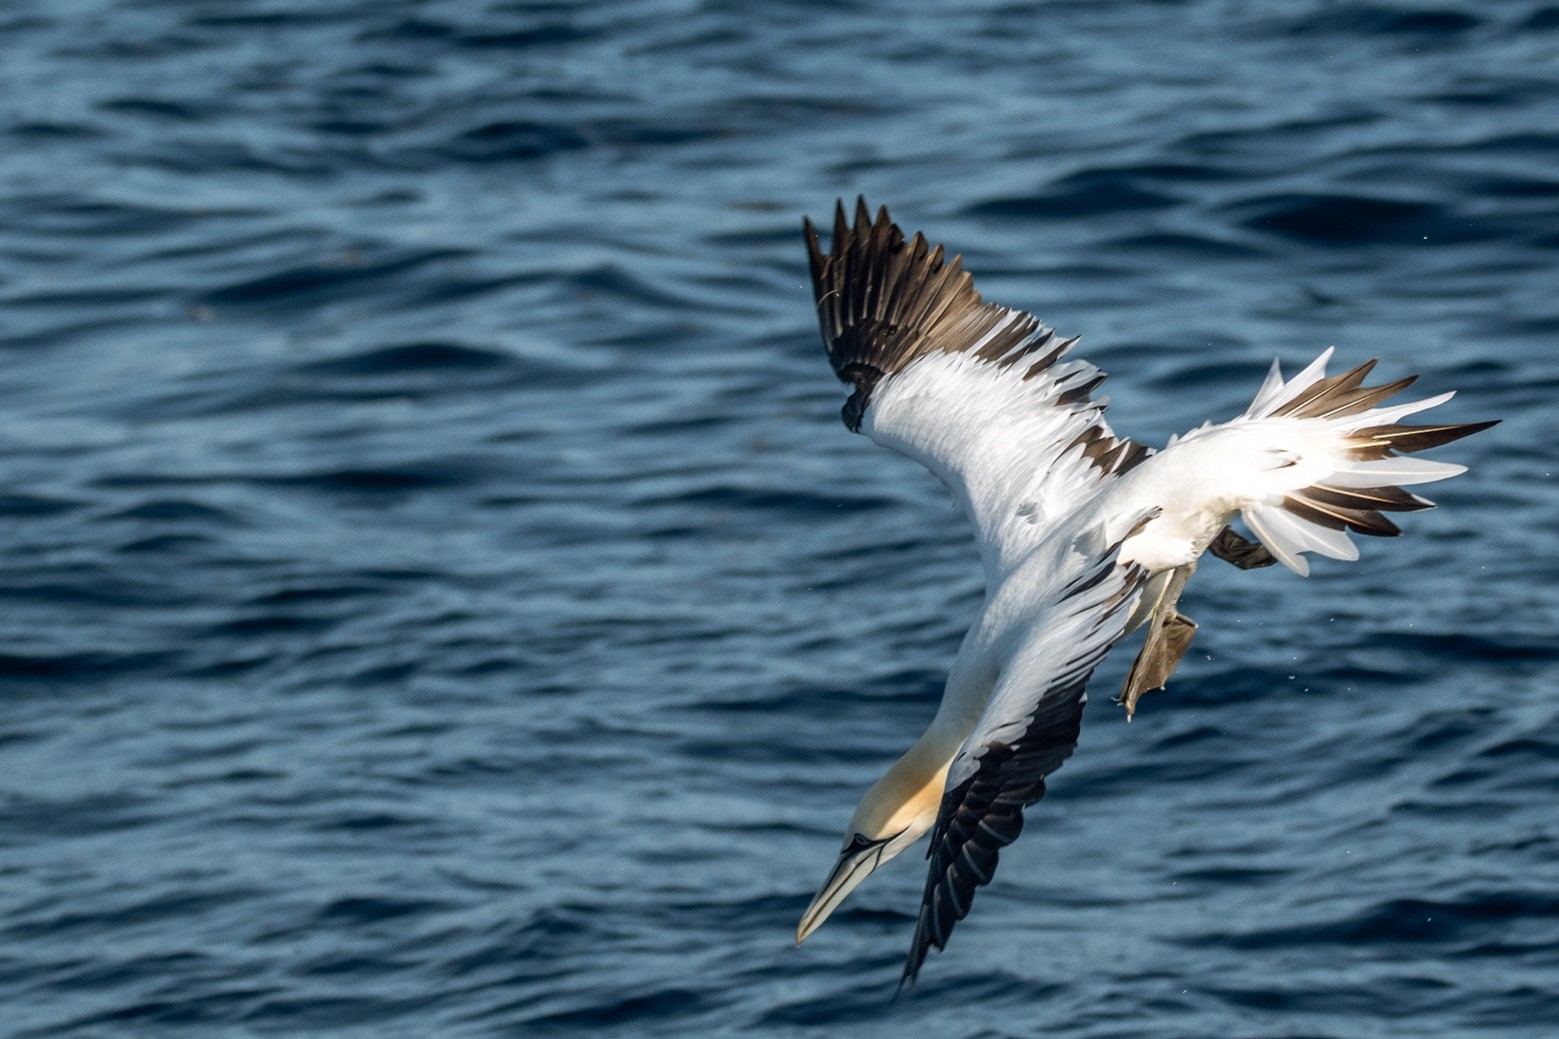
[795,741,951,944]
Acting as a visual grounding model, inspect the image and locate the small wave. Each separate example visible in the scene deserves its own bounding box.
[1207,975,1451,1016]
[0,790,158,843]
[248,584,379,607]
[570,262,708,312]
[1229,192,1484,246]
[520,986,713,1031]
[1524,6,1559,30]
[116,533,214,555]
[0,493,82,517]
[107,499,240,525]
[444,119,590,163]
[1363,630,1559,662]
[0,650,176,681]
[198,248,470,310]
[1,192,215,238]
[314,896,449,925]
[7,121,101,141]
[691,670,945,716]
[264,465,477,495]
[1279,5,1482,39]
[455,22,601,51]
[2,887,255,942]
[641,484,897,515]
[98,96,210,122]
[204,613,338,638]
[294,341,512,377]
[1187,890,1559,951]
[1104,231,1264,258]
[969,171,1181,220]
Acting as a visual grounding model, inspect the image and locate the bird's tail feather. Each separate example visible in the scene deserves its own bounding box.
[1233,349,1496,576]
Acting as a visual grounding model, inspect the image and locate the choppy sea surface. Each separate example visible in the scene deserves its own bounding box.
[2,1,1557,1036]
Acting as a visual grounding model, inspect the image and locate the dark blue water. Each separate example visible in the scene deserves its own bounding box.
[1,1,1556,1036]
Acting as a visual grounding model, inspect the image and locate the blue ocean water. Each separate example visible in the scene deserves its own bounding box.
[1,0,1556,1035]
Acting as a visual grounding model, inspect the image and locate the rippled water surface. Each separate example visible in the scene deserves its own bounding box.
[2,1,1557,1036]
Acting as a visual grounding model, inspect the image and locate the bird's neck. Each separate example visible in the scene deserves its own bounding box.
[871,733,956,834]
[926,654,1001,760]
[887,691,984,800]
[871,659,1000,832]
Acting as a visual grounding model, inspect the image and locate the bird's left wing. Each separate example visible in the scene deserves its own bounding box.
[806,199,1149,584]
[901,526,1151,986]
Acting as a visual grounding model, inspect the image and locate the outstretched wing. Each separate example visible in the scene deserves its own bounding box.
[806,199,1149,583]
[901,531,1150,986]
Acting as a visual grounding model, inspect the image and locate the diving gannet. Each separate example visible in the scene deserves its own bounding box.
[795,199,1494,986]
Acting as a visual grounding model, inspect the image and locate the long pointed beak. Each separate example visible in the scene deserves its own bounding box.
[795,840,885,945]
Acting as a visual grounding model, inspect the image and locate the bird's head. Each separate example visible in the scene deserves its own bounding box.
[795,747,949,944]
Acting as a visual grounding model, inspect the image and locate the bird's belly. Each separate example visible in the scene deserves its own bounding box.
[1112,483,1233,573]
[1119,522,1202,571]
[1100,433,1263,574]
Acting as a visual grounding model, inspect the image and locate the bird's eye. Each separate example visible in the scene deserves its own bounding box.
[847,832,875,851]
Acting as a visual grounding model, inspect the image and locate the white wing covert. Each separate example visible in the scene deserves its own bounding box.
[805,200,1149,583]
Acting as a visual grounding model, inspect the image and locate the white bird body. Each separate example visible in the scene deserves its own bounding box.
[793,200,1494,985]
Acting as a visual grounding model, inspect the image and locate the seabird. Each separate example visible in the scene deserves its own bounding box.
[794,199,1495,986]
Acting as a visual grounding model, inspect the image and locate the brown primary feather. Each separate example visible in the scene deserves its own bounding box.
[1271,359,1497,538]
[805,199,1151,485]
[1274,365,1418,420]
[806,201,1067,431]
[1349,420,1501,456]
[807,200,1052,382]
[1283,494,1403,536]
[1270,359,1379,417]
[1303,484,1433,512]
[1073,424,1152,477]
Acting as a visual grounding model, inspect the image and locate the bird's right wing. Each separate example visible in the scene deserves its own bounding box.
[806,200,1150,585]
[901,524,1151,986]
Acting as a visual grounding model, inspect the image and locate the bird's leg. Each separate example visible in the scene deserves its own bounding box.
[1120,562,1197,720]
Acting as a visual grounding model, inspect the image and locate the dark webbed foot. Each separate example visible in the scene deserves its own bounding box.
[1208,526,1276,570]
